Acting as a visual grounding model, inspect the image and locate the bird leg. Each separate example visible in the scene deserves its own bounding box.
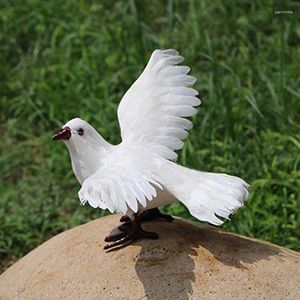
[104,214,159,250]
[140,208,174,222]
[119,208,174,225]
[116,208,173,237]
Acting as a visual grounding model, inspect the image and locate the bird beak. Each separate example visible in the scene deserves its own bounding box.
[52,126,71,141]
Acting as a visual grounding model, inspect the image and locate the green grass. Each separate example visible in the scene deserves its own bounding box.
[1,0,300,272]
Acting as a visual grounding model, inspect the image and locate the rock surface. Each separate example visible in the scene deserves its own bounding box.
[0,215,300,300]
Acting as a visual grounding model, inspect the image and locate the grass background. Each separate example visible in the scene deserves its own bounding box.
[1,0,299,272]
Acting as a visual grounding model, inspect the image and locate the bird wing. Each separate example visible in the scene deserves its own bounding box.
[79,49,200,213]
[117,49,200,161]
[78,149,163,214]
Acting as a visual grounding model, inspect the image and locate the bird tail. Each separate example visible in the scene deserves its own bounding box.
[158,161,249,225]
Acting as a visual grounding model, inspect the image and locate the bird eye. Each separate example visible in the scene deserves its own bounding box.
[77,128,84,136]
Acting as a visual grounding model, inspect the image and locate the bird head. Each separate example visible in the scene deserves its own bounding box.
[52,117,110,183]
[52,118,88,143]
[52,117,110,157]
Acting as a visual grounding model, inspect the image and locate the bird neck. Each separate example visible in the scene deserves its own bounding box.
[65,131,112,184]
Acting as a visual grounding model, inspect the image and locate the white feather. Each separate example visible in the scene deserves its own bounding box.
[118,49,200,161]
[157,161,249,225]
[60,49,249,226]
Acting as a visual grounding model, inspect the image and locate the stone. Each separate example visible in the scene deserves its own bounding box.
[0,215,299,299]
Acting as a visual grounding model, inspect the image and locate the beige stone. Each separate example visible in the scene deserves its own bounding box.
[0,215,299,300]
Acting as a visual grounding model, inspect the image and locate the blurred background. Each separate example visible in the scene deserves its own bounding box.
[0,0,299,272]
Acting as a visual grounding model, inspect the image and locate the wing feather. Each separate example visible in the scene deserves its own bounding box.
[78,152,163,214]
[117,49,200,161]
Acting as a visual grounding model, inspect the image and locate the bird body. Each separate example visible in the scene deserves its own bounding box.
[53,49,249,248]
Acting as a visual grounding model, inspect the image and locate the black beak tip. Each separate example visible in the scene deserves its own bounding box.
[52,127,71,141]
[52,134,59,141]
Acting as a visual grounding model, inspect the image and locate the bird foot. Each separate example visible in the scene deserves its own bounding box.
[104,224,158,250]
[104,209,173,250]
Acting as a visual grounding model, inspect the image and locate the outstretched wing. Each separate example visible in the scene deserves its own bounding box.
[79,49,200,213]
[78,150,163,214]
[117,49,200,161]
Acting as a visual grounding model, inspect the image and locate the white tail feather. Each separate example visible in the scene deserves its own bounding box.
[159,162,249,225]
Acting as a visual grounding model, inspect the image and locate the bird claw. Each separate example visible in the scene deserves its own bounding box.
[105,208,172,250]
[119,215,131,223]
[118,222,132,232]
[118,215,133,231]
[104,227,158,250]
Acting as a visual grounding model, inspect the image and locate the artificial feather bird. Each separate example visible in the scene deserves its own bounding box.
[52,49,249,249]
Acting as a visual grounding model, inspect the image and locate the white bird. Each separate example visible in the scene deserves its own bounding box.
[52,49,249,249]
